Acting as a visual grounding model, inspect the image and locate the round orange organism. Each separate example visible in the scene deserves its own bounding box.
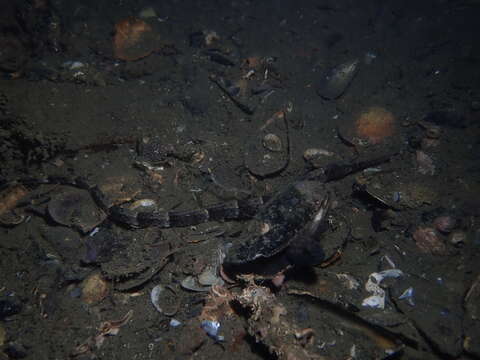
[113,17,158,61]
[355,106,395,144]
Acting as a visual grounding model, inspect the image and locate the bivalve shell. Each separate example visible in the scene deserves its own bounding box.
[181,276,211,292]
[151,284,178,315]
[198,266,224,286]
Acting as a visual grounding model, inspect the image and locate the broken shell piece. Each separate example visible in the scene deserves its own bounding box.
[129,198,157,211]
[398,287,415,306]
[362,269,403,309]
[201,320,224,341]
[169,318,181,327]
[181,276,211,292]
[81,273,109,304]
[262,133,282,152]
[198,266,224,286]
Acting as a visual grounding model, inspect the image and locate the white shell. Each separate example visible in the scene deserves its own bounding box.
[151,285,164,313]
[181,276,211,292]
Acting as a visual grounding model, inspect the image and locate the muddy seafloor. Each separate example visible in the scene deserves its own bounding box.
[1,0,480,359]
